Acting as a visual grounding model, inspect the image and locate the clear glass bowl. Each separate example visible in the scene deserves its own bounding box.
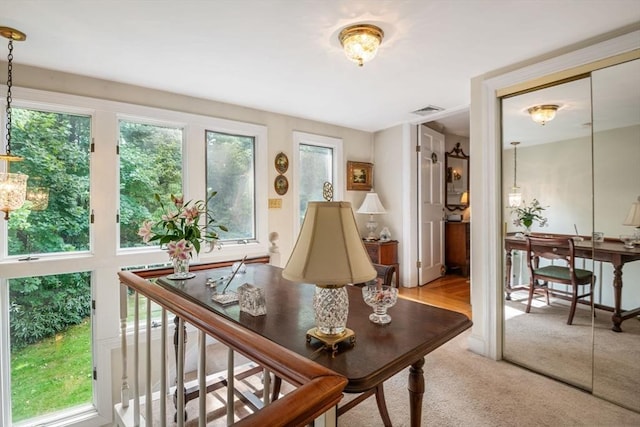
[620,235,635,249]
[362,284,398,324]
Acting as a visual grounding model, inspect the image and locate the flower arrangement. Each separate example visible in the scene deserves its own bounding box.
[511,198,548,230]
[137,192,227,260]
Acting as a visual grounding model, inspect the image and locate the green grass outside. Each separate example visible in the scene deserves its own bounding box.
[10,293,163,422]
[11,319,92,422]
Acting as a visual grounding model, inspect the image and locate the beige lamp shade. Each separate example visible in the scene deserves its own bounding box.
[283,201,376,285]
[623,196,640,227]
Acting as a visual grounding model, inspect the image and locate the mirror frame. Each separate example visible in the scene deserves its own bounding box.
[445,142,469,211]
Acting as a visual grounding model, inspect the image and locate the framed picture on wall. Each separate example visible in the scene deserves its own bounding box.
[347,161,373,191]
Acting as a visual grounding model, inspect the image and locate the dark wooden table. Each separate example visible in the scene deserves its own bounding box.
[157,263,472,426]
[504,234,640,332]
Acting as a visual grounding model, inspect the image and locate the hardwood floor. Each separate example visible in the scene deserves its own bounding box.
[398,274,471,319]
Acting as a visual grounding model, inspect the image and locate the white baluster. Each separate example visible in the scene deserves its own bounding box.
[227,348,234,425]
[119,283,130,409]
[145,298,152,424]
[160,308,167,427]
[198,331,206,426]
[177,317,185,427]
[134,292,140,426]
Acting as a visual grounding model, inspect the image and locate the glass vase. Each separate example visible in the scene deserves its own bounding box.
[167,257,195,280]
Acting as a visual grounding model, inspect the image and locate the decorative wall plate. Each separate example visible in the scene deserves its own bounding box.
[275,152,289,174]
[274,175,289,195]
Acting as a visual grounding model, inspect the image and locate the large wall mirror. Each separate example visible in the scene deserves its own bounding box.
[445,142,469,210]
[501,58,640,412]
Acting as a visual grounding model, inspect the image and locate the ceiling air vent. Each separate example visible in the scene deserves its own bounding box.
[411,105,445,116]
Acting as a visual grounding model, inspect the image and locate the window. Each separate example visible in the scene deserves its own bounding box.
[206,130,256,242]
[9,272,92,423]
[119,119,184,249]
[1,88,268,427]
[7,107,91,256]
[293,132,343,229]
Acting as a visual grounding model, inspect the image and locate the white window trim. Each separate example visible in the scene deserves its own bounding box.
[292,131,343,238]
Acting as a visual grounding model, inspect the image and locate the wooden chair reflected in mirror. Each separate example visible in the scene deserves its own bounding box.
[372,263,397,288]
[525,236,595,325]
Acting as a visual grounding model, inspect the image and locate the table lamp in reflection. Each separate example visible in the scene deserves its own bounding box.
[283,200,376,350]
[460,191,469,205]
[623,195,640,242]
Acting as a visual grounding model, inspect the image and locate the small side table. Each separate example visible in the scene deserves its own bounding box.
[362,239,400,287]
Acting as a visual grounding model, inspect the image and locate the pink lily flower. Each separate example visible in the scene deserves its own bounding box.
[171,194,184,208]
[137,220,155,243]
[167,239,192,260]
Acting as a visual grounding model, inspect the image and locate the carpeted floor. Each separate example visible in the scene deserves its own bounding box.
[504,290,640,413]
[338,328,639,426]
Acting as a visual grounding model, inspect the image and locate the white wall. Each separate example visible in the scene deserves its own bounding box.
[372,125,409,284]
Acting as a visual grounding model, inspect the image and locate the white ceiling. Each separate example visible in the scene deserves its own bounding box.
[2,1,639,133]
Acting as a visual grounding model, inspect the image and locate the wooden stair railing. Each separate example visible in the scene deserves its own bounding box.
[116,259,347,426]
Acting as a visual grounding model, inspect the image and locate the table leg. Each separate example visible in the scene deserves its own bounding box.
[612,264,623,332]
[408,357,425,427]
[505,249,513,300]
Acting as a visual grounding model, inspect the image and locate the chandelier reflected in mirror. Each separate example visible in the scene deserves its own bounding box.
[507,141,522,208]
[528,104,559,125]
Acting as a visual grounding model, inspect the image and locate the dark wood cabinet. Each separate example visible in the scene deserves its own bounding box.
[445,222,470,277]
[363,240,400,287]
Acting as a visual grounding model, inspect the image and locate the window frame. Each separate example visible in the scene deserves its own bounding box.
[0,100,95,261]
[205,129,258,245]
[116,114,187,251]
[292,131,343,237]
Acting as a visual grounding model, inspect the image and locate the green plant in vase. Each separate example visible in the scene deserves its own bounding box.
[510,198,548,235]
[138,192,227,279]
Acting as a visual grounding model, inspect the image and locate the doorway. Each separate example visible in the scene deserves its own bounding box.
[419,110,471,301]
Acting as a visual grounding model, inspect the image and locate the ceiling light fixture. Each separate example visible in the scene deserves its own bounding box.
[528,104,559,126]
[339,24,384,67]
[507,141,522,208]
[0,26,28,220]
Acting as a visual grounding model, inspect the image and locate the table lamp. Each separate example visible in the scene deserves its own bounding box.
[282,201,376,350]
[357,191,387,240]
[623,195,640,242]
[460,191,469,205]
